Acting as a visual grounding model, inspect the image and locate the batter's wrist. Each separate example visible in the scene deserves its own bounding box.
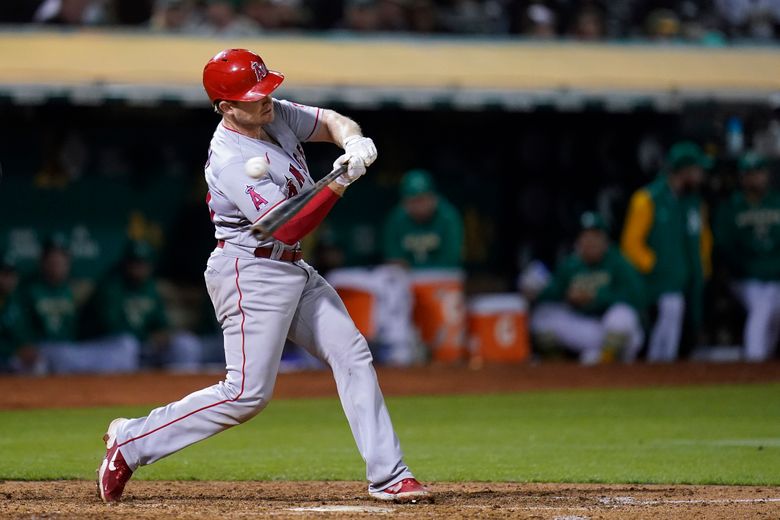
[328,182,347,196]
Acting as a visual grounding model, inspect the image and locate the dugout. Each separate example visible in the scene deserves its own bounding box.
[0,31,778,353]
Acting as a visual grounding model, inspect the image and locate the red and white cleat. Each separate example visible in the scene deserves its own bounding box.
[96,418,133,503]
[369,478,430,501]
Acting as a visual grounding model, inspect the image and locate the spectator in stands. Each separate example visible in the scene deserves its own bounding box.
[527,212,645,364]
[383,169,463,269]
[199,0,258,36]
[715,152,780,361]
[571,5,606,40]
[440,0,509,33]
[86,240,201,372]
[521,1,558,38]
[341,0,381,31]
[24,234,139,374]
[621,141,713,362]
[0,252,39,374]
[243,0,305,30]
[33,0,105,25]
[375,0,408,31]
[644,8,682,40]
[408,0,442,33]
[113,0,154,25]
[150,0,200,31]
[715,0,780,40]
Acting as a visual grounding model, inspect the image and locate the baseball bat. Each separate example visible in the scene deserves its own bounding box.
[250,163,347,240]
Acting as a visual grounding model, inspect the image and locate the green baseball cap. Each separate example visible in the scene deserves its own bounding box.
[400,169,436,199]
[667,141,713,172]
[579,211,608,233]
[738,151,768,174]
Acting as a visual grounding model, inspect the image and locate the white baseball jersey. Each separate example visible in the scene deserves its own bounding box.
[205,99,322,251]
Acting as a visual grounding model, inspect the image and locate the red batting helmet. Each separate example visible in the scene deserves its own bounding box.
[202,49,284,103]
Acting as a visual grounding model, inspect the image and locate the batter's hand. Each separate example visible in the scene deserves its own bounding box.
[333,153,366,187]
[343,135,377,167]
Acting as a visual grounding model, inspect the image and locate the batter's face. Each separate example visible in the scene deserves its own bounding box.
[576,229,608,265]
[220,96,275,128]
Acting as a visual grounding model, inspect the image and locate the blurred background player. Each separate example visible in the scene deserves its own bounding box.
[383,169,463,269]
[527,212,645,365]
[715,151,780,362]
[0,251,38,374]
[621,141,713,362]
[384,169,465,362]
[25,235,138,374]
[84,240,201,372]
[329,168,466,365]
[377,169,466,363]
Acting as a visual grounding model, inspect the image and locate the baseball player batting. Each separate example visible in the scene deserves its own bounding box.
[97,48,429,503]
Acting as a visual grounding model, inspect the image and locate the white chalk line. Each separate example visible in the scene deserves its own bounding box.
[598,496,780,506]
[462,496,780,509]
[287,505,395,513]
[664,438,780,448]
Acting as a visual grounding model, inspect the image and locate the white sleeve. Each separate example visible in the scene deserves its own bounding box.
[273,99,322,142]
[215,161,288,223]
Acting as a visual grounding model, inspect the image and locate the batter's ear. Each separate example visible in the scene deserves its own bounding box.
[215,100,230,114]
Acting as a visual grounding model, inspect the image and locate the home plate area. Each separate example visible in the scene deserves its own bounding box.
[2,481,779,519]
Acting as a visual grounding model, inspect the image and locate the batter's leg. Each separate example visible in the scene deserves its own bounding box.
[287,262,413,493]
[114,254,306,470]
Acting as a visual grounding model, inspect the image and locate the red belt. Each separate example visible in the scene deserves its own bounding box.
[217,240,303,262]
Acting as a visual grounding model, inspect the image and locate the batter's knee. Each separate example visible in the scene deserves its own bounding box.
[333,329,374,370]
[231,394,270,423]
[219,380,272,423]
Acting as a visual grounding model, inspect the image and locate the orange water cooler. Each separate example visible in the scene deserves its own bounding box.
[467,294,530,363]
[327,269,377,341]
[410,269,466,363]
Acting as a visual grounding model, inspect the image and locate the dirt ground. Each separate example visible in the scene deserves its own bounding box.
[1,481,779,519]
[2,362,780,519]
[1,361,779,409]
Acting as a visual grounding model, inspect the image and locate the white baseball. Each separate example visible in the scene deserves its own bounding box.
[245,156,270,179]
